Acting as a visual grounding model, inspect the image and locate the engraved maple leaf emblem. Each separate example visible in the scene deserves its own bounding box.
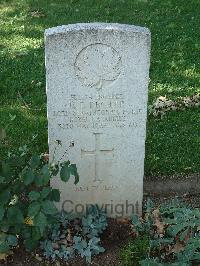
[75,43,121,89]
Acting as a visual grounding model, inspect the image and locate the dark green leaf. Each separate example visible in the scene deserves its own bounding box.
[7,206,24,224]
[49,189,60,202]
[24,238,39,251]
[40,165,50,185]
[28,202,41,217]
[0,206,5,220]
[31,227,42,241]
[34,175,43,187]
[60,162,71,182]
[12,181,24,194]
[34,211,47,227]
[28,191,40,201]
[30,155,40,169]
[0,190,10,205]
[41,200,57,215]
[70,164,79,184]
[21,227,31,239]
[41,187,51,199]
[23,169,35,185]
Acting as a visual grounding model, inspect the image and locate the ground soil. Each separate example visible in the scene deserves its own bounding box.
[1,193,200,266]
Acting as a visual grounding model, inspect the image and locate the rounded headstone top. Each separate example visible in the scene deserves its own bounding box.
[45,23,150,37]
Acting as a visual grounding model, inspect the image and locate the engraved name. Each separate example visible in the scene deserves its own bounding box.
[52,93,144,129]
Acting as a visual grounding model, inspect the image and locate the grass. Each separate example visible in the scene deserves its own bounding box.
[0,0,199,176]
[119,235,149,265]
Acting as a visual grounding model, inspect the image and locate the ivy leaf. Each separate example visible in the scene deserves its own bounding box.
[70,164,79,184]
[7,206,24,224]
[34,165,50,187]
[0,206,5,220]
[34,175,43,187]
[33,211,48,234]
[0,190,10,205]
[40,165,50,185]
[49,189,60,202]
[40,187,51,199]
[34,211,47,226]
[31,227,42,241]
[28,191,40,201]
[28,202,41,217]
[60,161,71,182]
[23,169,35,185]
[30,155,40,169]
[41,200,57,215]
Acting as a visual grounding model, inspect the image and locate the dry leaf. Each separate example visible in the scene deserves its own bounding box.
[67,228,73,244]
[41,153,49,162]
[171,242,185,253]
[154,220,165,236]
[35,254,42,262]
[0,253,8,261]
[152,208,165,236]
[55,261,61,266]
[116,217,130,224]
[0,251,13,261]
[30,10,45,18]
[150,93,200,118]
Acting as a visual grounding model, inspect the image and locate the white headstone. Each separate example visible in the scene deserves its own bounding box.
[45,23,151,217]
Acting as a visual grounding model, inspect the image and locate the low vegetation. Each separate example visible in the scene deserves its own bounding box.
[120,199,200,265]
[0,144,108,263]
[0,139,199,264]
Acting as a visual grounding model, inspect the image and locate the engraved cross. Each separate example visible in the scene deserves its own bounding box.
[81,133,114,182]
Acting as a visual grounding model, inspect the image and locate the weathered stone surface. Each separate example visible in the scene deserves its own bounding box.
[45,23,151,217]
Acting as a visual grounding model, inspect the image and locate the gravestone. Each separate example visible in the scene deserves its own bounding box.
[45,23,151,217]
